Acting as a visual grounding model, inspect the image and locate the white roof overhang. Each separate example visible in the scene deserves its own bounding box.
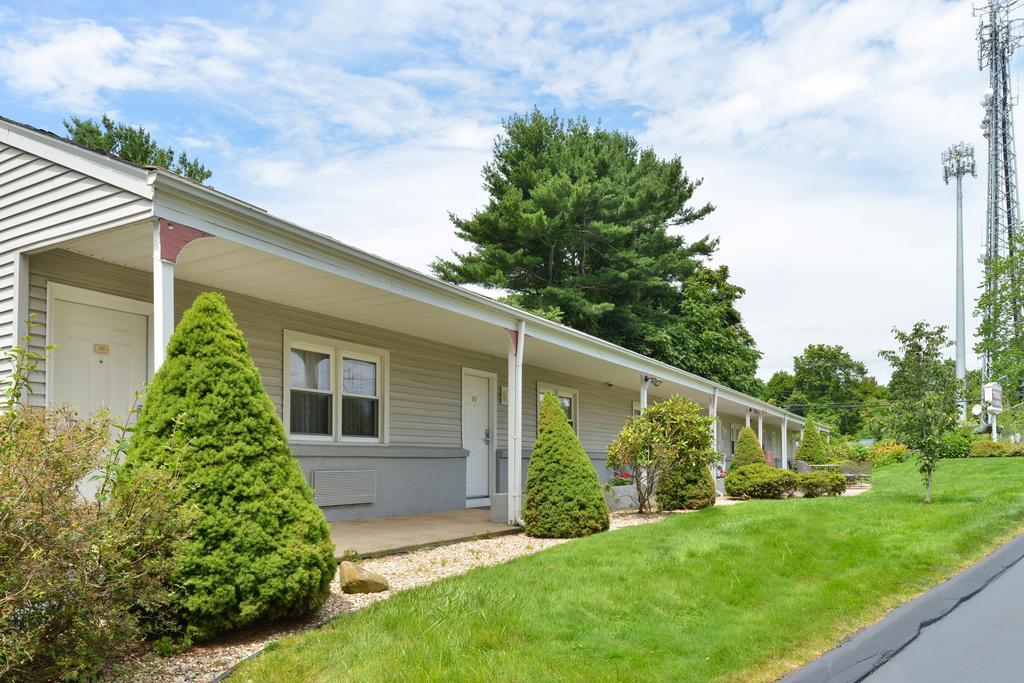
[5,120,819,431]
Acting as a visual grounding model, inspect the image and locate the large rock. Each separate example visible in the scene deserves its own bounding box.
[339,561,389,594]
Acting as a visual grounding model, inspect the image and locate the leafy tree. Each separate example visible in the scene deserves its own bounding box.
[762,370,795,408]
[523,392,609,537]
[64,115,212,184]
[857,381,892,440]
[879,322,959,503]
[607,395,716,514]
[433,110,761,393]
[118,293,335,639]
[976,231,1024,434]
[730,426,765,469]
[787,344,870,434]
[795,422,829,465]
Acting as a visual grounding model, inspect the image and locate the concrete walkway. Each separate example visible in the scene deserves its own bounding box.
[784,532,1024,682]
[330,508,518,558]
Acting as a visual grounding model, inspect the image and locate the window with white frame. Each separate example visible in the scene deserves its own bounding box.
[538,382,580,433]
[285,331,388,442]
[632,400,643,417]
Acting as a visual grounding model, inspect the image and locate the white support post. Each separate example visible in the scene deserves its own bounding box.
[11,253,30,404]
[153,222,175,371]
[710,387,719,457]
[992,413,998,442]
[709,388,721,489]
[640,376,650,412]
[507,321,526,525]
[745,409,751,428]
[781,416,789,469]
[757,411,763,446]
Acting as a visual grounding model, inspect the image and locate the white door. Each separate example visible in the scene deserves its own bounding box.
[462,372,492,501]
[52,298,148,501]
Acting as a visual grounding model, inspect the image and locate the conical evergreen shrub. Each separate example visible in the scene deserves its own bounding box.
[730,426,765,469]
[119,292,335,640]
[658,460,716,510]
[796,421,829,464]
[522,393,609,538]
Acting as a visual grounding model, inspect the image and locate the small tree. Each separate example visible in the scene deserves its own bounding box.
[607,395,717,514]
[795,421,829,464]
[118,293,336,640]
[522,393,609,538]
[880,322,958,503]
[731,426,765,468]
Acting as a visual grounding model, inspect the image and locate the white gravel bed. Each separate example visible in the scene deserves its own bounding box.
[114,508,683,683]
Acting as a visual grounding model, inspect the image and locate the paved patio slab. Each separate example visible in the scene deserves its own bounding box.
[330,508,519,558]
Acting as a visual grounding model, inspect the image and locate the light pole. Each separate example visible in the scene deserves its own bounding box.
[943,142,976,420]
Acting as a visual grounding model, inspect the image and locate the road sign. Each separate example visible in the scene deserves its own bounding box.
[984,382,1003,414]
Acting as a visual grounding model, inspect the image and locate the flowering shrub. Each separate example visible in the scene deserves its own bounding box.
[609,470,634,486]
[866,440,912,467]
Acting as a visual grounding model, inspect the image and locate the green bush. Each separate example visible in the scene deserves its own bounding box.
[798,471,847,498]
[730,426,765,469]
[1007,443,1024,457]
[795,423,830,464]
[1,336,190,681]
[828,439,864,463]
[969,439,1009,458]
[725,464,798,499]
[118,293,336,641]
[523,392,610,538]
[938,431,971,459]
[607,395,716,514]
[658,461,716,511]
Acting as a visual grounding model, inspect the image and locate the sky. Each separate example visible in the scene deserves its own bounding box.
[0,0,1008,383]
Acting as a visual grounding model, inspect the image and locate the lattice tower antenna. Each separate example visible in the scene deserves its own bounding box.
[976,0,1024,403]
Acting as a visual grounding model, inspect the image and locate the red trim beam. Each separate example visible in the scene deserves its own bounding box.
[158,218,211,263]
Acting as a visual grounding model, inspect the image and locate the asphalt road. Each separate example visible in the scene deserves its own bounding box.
[865,555,1024,683]
[784,533,1024,683]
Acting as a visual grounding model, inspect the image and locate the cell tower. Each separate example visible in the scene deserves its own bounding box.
[976,0,1024,406]
[943,143,976,419]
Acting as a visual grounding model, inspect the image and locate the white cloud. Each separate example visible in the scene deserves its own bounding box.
[0,0,1000,383]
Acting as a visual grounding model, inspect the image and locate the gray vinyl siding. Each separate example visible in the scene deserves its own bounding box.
[0,142,151,392]
[30,250,642,461]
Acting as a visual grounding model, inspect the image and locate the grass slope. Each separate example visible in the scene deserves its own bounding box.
[234,460,1024,682]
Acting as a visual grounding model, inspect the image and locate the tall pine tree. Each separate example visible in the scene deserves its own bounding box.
[433,110,761,393]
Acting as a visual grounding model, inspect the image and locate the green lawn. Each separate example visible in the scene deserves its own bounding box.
[233,460,1024,682]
